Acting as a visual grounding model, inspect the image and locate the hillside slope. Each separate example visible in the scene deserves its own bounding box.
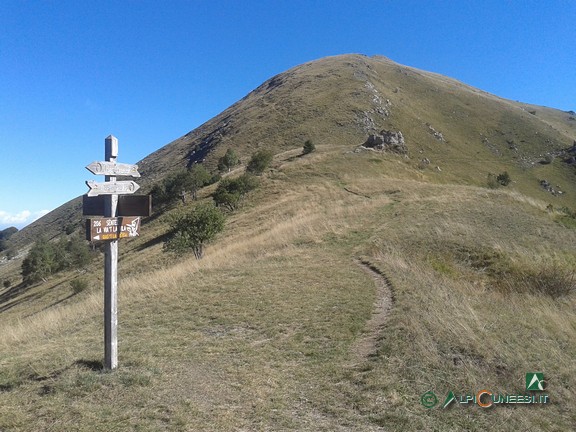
[8,54,576,251]
[138,53,576,192]
[1,54,575,430]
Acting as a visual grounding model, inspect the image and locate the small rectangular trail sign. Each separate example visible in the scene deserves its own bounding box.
[86,216,141,241]
[83,195,152,217]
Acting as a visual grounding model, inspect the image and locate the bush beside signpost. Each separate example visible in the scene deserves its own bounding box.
[164,203,226,259]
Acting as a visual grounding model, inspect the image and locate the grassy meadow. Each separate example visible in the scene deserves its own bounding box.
[1,143,575,431]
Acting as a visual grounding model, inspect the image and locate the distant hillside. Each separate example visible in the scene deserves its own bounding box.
[0,227,18,252]
[7,53,576,251]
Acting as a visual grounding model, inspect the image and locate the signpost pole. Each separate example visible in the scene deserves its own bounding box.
[84,135,143,370]
[104,135,119,370]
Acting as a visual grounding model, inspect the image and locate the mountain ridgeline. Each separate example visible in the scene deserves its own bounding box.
[8,54,576,249]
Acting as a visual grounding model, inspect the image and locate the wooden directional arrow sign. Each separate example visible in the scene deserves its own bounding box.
[86,161,140,177]
[86,216,141,241]
[86,180,140,197]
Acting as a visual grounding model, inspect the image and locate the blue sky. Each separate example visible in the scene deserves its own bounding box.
[1,0,575,230]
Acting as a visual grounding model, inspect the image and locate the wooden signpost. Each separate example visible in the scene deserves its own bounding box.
[84,135,149,370]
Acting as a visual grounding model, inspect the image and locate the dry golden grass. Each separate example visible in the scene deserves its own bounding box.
[1,145,576,430]
[347,165,576,429]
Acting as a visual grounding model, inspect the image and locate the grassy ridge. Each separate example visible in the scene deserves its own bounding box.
[1,146,575,430]
[7,54,576,251]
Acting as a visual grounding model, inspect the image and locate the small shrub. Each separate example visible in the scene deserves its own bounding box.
[164,171,191,202]
[246,149,273,175]
[151,166,214,207]
[3,279,11,289]
[21,235,92,286]
[302,139,315,155]
[21,238,62,285]
[187,164,212,200]
[229,173,259,195]
[213,174,259,211]
[64,223,76,235]
[209,173,222,184]
[217,149,240,172]
[212,186,242,211]
[150,183,169,208]
[497,171,511,186]
[70,278,88,294]
[164,203,226,259]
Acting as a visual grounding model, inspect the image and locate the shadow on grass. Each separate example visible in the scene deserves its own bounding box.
[74,359,104,371]
[0,281,32,305]
[135,231,173,252]
[283,152,307,163]
[26,291,79,318]
[0,282,46,314]
[0,276,83,315]
[1,359,106,395]
[30,358,102,382]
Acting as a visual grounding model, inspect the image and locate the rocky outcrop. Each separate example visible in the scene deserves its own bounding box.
[540,179,564,196]
[561,141,576,166]
[361,129,407,154]
[426,123,445,141]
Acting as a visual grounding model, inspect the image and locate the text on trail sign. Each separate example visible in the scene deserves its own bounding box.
[86,216,141,241]
[86,161,141,177]
[86,180,140,196]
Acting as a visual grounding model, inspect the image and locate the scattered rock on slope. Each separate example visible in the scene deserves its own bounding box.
[359,129,407,154]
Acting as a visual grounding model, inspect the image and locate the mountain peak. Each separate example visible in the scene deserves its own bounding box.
[7,54,576,249]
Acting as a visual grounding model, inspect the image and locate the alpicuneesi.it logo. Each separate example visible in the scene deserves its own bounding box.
[421,373,550,409]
